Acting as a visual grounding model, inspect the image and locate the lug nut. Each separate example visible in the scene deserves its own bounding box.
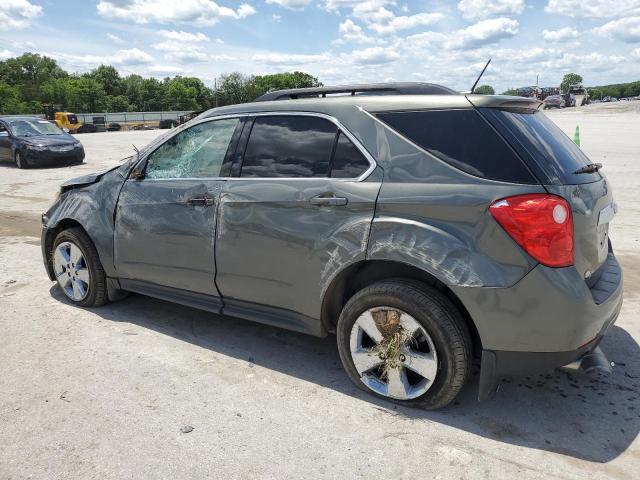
[400,354,406,362]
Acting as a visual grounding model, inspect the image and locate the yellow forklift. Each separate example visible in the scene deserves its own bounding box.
[43,105,83,133]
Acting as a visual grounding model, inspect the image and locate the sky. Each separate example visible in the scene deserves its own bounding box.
[1,0,640,92]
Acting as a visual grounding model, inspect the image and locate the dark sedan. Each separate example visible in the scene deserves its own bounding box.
[0,116,85,169]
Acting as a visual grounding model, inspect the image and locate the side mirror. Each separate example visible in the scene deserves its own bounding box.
[0,131,8,137]
[129,167,146,180]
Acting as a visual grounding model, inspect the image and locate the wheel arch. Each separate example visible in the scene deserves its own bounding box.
[320,259,482,354]
[43,218,94,280]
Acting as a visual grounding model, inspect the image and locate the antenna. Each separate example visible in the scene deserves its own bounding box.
[470,58,491,94]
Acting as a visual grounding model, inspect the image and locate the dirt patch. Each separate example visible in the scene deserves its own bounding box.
[0,210,42,238]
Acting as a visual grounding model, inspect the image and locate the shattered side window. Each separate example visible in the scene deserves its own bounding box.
[145,118,238,179]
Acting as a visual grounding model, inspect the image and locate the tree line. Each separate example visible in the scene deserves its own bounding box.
[0,53,321,115]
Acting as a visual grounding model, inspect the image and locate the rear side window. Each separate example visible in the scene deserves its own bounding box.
[330,132,370,178]
[376,109,536,184]
[480,108,601,185]
[241,116,337,178]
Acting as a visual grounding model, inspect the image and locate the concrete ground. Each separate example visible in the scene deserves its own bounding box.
[0,104,638,479]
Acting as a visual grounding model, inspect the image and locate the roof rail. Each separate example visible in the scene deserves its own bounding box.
[254,82,458,102]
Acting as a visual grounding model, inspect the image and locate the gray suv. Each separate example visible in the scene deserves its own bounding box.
[41,83,623,409]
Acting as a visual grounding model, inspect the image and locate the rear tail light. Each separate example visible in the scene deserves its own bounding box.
[489,194,574,267]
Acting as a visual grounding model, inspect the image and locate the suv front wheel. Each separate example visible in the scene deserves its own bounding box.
[336,280,472,409]
[52,228,109,307]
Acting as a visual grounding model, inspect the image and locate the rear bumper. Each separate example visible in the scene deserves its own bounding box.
[452,248,623,401]
[453,248,623,353]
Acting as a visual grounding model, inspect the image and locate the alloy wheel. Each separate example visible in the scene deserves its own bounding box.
[349,307,438,400]
[53,241,90,301]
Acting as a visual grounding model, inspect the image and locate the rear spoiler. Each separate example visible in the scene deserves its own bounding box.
[466,94,543,113]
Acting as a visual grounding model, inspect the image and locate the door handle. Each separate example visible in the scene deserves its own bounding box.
[310,194,348,206]
[186,194,215,207]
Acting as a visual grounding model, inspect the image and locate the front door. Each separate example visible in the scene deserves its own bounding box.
[215,114,381,327]
[114,117,242,297]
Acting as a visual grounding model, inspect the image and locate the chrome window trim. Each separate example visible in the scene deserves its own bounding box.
[137,111,378,183]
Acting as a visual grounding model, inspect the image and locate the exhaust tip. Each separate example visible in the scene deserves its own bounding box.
[561,346,612,377]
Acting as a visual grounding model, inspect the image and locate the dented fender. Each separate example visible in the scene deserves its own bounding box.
[43,167,127,277]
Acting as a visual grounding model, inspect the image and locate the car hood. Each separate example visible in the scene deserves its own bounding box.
[60,165,119,190]
[22,134,78,147]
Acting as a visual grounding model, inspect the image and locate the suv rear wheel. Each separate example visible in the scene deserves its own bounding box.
[336,280,472,409]
[52,228,108,307]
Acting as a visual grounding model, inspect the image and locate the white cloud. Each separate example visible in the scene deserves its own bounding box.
[154,30,215,63]
[266,0,311,10]
[0,0,42,30]
[251,52,331,65]
[451,17,519,49]
[321,0,365,12]
[457,0,525,21]
[272,14,282,22]
[110,48,155,65]
[368,12,445,34]
[0,49,15,60]
[633,47,640,59]
[106,33,125,44]
[545,0,640,18]
[350,46,400,65]
[594,17,640,43]
[55,48,155,70]
[336,19,376,44]
[542,27,579,42]
[158,30,209,42]
[96,0,256,26]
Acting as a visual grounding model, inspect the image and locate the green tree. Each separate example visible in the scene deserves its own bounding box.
[104,95,131,112]
[474,84,495,95]
[501,88,518,96]
[0,53,66,103]
[0,82,27,114]
[86,65,123,97]
[217,72,259,106]
[560,73,583,94]
[163,78,198,110]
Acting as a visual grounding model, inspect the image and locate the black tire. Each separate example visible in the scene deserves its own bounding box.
[14,150,27,169]
[336,279,472,410]
[52,227,109,307]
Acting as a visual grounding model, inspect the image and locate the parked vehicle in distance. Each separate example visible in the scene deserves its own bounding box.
[543,95,565,108]
[41,83,623,409]
[107,123,122,132]
[44,106,83,133]
[0,116,84,168]
[568,84,589,106]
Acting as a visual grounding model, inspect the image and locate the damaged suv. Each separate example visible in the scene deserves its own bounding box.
[41,83,623,409]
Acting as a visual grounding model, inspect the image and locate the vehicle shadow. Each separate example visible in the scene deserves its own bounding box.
[50,286,640,463]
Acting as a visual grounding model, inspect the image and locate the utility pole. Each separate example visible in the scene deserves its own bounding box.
[214,77,218,108]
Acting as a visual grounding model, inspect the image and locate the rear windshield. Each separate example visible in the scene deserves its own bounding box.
[376,109,536,184]
[479,108,601,185]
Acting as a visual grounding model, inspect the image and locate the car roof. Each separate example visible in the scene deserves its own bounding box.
[203,94,541,118]
[0,116,46,123]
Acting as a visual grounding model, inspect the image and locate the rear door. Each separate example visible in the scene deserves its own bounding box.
[215,113,380,328]
[114,117,242,296]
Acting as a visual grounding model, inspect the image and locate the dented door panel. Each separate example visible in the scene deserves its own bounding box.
[215,175,381,320]
[113,178,224,296]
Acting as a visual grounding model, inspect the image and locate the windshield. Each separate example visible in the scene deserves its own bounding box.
[9,119,63,137]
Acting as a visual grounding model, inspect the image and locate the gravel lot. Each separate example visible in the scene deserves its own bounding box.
[1,104,639,479]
